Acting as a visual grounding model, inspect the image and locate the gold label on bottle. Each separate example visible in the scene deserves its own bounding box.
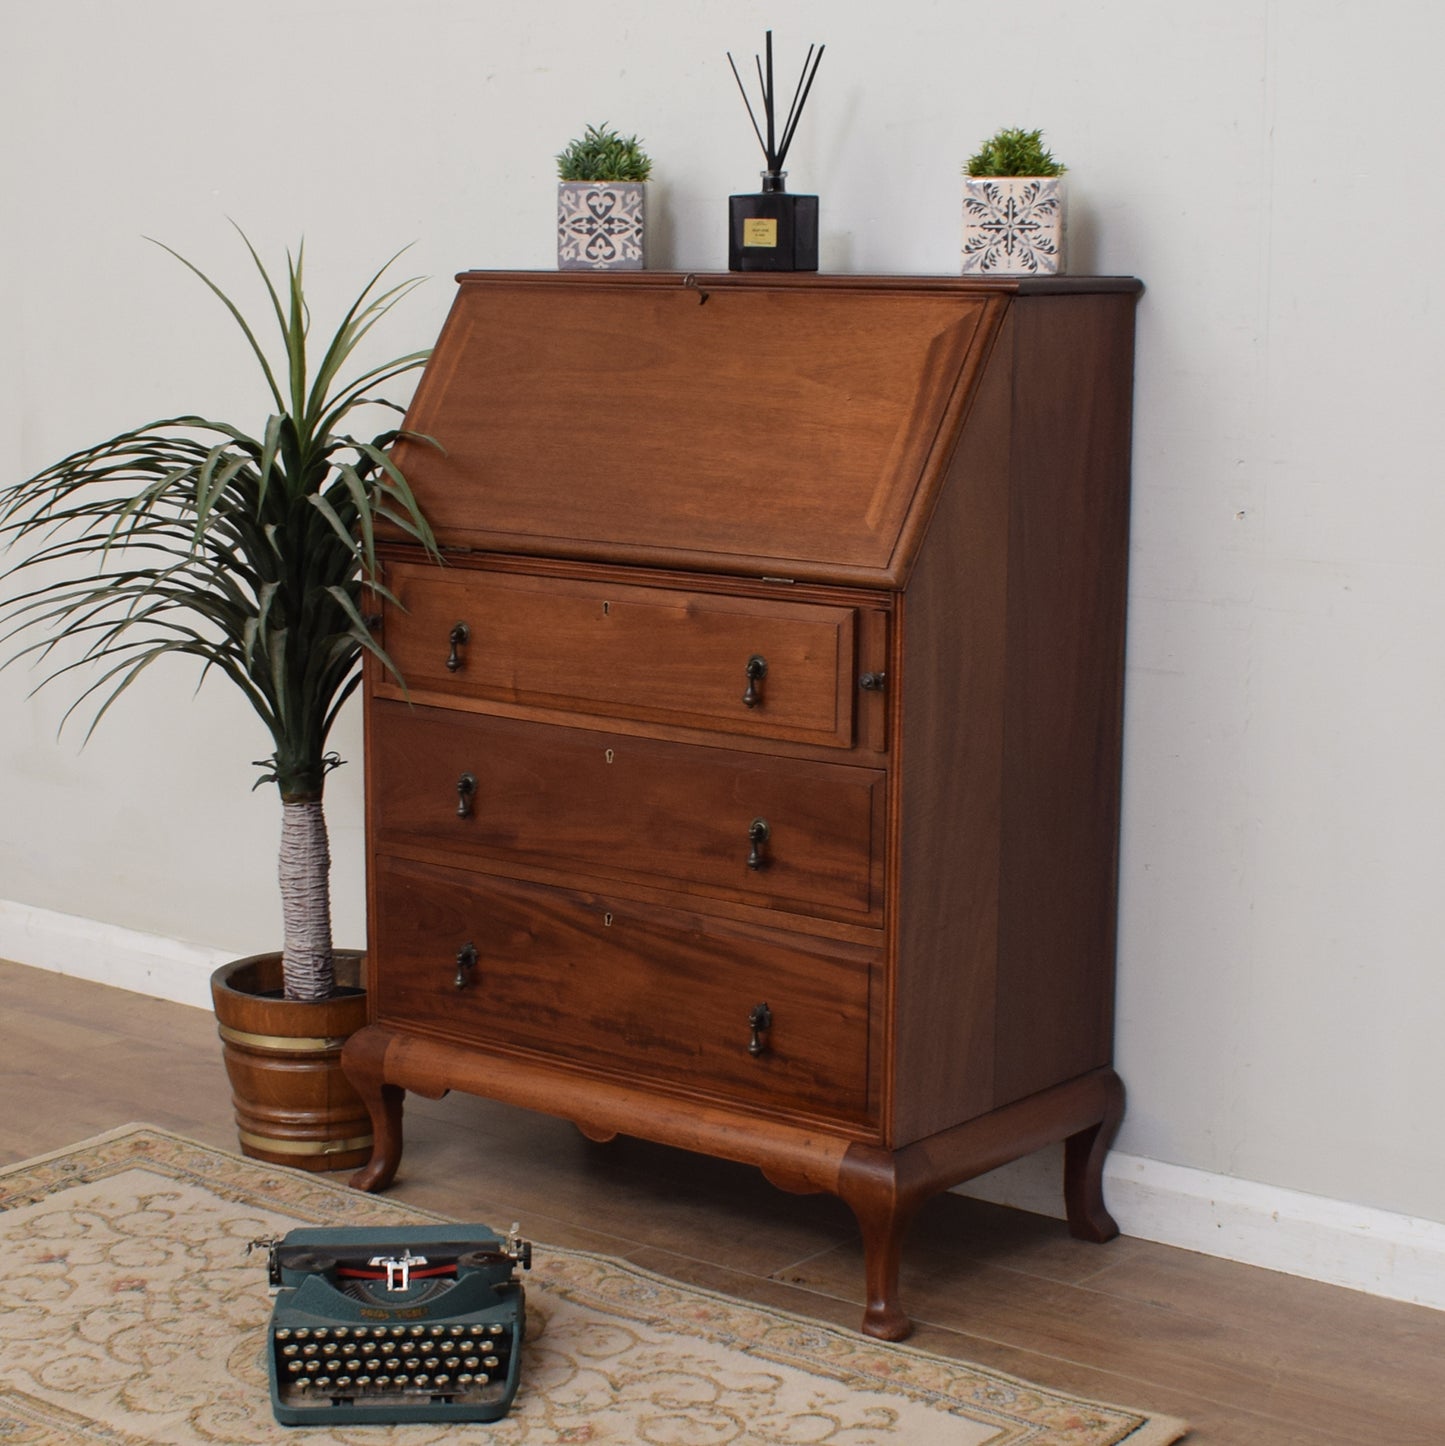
[743,218,778,247]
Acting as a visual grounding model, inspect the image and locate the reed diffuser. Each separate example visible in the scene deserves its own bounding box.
[726,31,825,271]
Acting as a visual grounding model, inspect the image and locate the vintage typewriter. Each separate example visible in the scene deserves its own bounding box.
[258,1222,531,1426]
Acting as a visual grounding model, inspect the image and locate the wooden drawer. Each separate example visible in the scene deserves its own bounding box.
[368,702,884,923]
[375,562,859,749]
[371,856,877,1123]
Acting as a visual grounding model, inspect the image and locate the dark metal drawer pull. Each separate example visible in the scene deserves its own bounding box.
[747,1002,773,1057]
[453,942,478,989]
[747,818,771,871]
[742,654,768,708]
[446,622,470,672]
[455,772,477,818]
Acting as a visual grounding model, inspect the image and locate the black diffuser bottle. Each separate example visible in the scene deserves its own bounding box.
[727,32,824,272]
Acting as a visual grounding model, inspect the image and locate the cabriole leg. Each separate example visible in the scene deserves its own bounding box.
[1063,1067,1125,1242]
[342,1026,405,1193]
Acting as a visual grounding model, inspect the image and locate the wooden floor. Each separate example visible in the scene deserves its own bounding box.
[4,958,1441,1443]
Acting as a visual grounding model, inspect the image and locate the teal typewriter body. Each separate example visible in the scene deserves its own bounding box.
[262,1223,531,1426]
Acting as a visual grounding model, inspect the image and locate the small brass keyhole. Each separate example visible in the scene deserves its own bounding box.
[604,912,614,927]
[605,748,615,765]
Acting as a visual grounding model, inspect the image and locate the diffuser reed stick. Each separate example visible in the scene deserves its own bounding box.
[727,31,825,180]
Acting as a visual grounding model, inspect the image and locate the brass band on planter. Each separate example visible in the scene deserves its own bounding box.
[238,1129,374,1157]
[217,1024,352,1052]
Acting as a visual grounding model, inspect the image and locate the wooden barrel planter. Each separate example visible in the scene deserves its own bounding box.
[210,950,373,1172]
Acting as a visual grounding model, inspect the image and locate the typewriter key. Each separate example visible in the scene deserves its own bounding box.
[489,1324,505,1336]
[444,1356,460,1369]
[374,1375,391,1388]
[294,1328,311,1340]
[457,1372,474,1385]
[355,1375,372,1388]
[281,1344,299,1357]
[484,1356,500,1369]
[430,1324,447,1337]
[334,1375,352,1389]
[449,1324,467,1337]
[275,1327,293,1341]
[463,1356,480,1370]
[302,1344,319,1358]
[314,1328,332,1340]
[410,1324,427,1337]
[346,1358,362,1372]
[321,1343,340,1357]
[287,1362,304,1376]
[424,1356,440,1370]
[333,1327,351,1340]
[314,1376,331,1390]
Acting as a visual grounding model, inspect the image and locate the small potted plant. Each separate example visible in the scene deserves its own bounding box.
[961,127,1067,276]
[556,122,653,271]
[0,229,438,1169]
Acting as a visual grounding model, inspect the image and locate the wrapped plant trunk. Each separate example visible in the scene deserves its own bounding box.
[279,797,334,1002]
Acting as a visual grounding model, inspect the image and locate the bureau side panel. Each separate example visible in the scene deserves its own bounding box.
[888,312,1016,1145]
[992,292,1138,1105]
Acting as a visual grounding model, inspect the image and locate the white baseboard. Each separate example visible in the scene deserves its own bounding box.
[0,898,225,1011]
[958,1147,1445,1312]
[4,897,1443,1312]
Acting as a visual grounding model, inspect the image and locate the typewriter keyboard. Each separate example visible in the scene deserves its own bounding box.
[272,1320,514,1405]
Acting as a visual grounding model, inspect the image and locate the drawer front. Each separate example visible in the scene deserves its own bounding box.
[371,857,876,1122]
[369,702,884,922]
[375,563,858,748]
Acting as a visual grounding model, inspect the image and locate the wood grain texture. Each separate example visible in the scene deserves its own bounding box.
[369,701,885,924]
[391,277,1005,583]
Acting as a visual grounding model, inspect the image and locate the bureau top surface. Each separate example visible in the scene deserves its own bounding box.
[391,272,1137,587]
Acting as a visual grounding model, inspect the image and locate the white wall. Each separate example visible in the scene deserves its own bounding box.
[4,1,1444,1250]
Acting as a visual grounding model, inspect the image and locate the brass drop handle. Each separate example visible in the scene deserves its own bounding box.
[456,772,478,819]
[747,818,771,870]
[446,622,470,672]
[748,1002,773,1056]
[454,941,478,989]
[742,655,768,708]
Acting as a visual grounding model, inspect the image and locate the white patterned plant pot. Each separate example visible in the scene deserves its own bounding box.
[961,176,1066,276]
[558,181,647,270]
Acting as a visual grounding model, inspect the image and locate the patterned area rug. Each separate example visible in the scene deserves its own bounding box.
[0,1126,1186,1444]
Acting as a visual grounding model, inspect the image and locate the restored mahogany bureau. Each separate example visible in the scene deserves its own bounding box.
[344,270,1142,1339]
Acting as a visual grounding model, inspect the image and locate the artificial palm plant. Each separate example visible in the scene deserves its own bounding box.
[0,231,438,1002]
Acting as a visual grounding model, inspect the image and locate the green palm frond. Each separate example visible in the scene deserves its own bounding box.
[0,232,439,801]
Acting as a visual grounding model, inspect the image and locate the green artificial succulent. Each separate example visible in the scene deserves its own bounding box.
[965,127,1066,177]
[556,123,653,182]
